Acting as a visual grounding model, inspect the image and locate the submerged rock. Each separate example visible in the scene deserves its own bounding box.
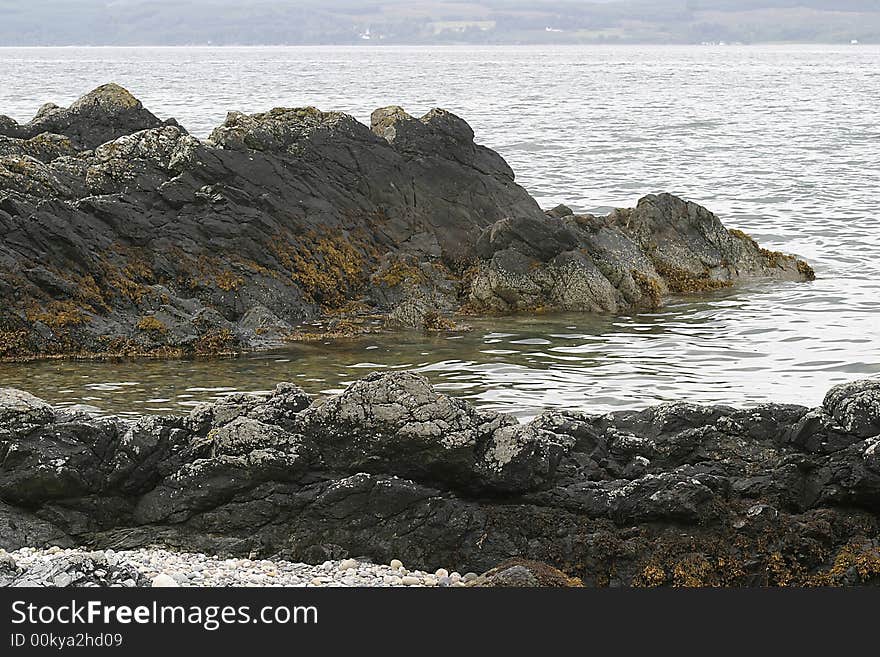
[0,84,812,361]
[1,373,878,586]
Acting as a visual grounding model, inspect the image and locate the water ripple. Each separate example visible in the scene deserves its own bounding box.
[0,45,878,417]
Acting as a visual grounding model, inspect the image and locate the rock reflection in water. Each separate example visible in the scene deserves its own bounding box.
[2,283,877,419]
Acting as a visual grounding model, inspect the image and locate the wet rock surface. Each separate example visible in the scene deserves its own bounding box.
[1,372,878,587]
[0,84,812,360]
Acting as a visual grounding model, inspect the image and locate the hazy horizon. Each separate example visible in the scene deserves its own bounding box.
[0,1,877,46]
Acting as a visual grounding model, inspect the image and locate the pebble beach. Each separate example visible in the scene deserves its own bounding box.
[1,547,478,588]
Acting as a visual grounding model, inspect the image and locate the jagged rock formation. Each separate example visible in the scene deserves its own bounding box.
[0,83,176,150]
[0,84,813,360]
[1,373,878,587]
[469,195,813,313]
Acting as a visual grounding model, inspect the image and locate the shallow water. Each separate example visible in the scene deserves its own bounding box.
[0,45,878,417]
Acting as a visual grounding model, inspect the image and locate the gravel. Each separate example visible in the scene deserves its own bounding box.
[0,547,478,588]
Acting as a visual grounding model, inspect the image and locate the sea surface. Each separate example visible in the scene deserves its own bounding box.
[0,45,878,418]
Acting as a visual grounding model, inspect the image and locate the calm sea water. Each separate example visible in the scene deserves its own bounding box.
[0,45,878,417]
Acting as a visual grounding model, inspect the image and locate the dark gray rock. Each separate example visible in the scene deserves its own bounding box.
[474,215,579,261]
[0,83,173,150]
[466,193,814,314]
[0,388,55,435]
[545,204,573,219]
[0,133,77,162]
[0,552,22,586]
[297,371,555,492]
[823,379,880,438]
[0,502,72,552]
[0,86,812,360]
[1,372,879,586]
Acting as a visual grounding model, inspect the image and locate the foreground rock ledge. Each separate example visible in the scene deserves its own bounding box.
[0,84,813,360]
[1,373,878,587]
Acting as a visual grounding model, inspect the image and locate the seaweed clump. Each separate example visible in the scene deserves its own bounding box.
[136,316,167,333]
[272,233,369,309]
[631,269,663,309]
[371,257,426,289]
[653,261,731,295]
[28,301,89,329]
[797,259,816,281]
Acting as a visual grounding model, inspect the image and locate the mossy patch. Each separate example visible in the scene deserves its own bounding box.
[271,232,368,309]
[101,253,157,303]
[631,269,663,309]
[473,558,583,587]
[371,257,426,289]
[71,272,110,313]
[654,261,732,295]
[797,259,816,281]
[638,564,667,587]
[672,554,718,587]
[423,311,456,331]
[136,316,167,333]
[806,542,880,586]
[634,554,746,588]
[0,330,29,358]
[285,318,377,342]
[194,329,236,355]
[759,247,788,269]
[727,228,755,244]
[28,301,89,329]
[215,271,244,292]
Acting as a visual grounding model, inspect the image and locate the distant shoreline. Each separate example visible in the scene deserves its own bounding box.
[0,42,876,48]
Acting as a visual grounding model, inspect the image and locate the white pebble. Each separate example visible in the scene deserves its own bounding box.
[6,546,464,590]
[151,574,178,588]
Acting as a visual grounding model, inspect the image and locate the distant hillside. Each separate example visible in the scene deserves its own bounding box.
[0,1,877,45]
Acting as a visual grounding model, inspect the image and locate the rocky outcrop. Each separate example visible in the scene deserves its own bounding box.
[0,83,175,150]
[468,195,812,313]
[0,84,813,360]
[1,373,878,587]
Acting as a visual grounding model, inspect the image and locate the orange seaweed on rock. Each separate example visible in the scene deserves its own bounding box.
[0,85,815,361]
